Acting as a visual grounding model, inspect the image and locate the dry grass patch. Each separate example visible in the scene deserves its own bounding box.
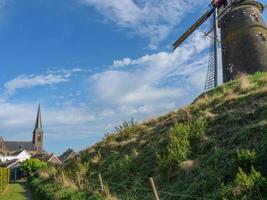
[179,160,197,172]
[91,154,102,165]
[203,110,216,119]
[235,73,251,92]
[223,89,239,101]
[192,94,214,109]
[54,172,78,191]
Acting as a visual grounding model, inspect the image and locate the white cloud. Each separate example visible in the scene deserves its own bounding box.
[3,69,82,96]
[112,57,132,68]
[80,0,207,49]
[91,31,210,109]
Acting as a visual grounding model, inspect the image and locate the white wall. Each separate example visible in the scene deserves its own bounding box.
[0,151,31,162]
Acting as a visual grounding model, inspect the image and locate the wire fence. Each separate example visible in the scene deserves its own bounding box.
[85,175,213,200]
[59,170,265,200]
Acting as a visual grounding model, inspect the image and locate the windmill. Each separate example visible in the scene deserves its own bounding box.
[172,0,267,90]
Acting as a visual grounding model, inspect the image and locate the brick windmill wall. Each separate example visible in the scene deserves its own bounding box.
[219,0,267,82]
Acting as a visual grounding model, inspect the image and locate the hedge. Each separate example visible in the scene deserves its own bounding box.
[0,168,10,192]
[28,176,102,200]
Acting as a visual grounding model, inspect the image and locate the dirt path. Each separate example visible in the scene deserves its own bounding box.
[22,181,33,200]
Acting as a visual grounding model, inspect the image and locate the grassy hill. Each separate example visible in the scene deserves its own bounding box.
[30,72,267,200]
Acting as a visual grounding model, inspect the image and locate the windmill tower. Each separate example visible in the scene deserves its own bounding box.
[172,0,267,89]
[219,0,267,82]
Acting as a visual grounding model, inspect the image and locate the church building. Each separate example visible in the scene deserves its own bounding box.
[0,105,44,156]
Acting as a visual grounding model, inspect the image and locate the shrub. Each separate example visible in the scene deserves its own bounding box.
[224,167,267,199]
[158,117,208,172]
[0,168,9,193]
[236,149,256,172]
[189,117,207,146]
[20,158,47,175]
[29,177,102,200]
[115,118,139,141]
[159,123,191,170]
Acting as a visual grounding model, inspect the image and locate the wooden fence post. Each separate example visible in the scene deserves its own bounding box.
[61,171,65,183]
[53,171,56,180]
[98,173,104,192]
[149,177,160,200]
[77,172,81,188]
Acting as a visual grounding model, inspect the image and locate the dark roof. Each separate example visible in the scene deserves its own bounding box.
[59,148,77,162]
[4,141,37,151]
[1,159,20,168]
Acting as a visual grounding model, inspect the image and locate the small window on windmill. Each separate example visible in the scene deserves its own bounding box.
[250,12,259,22]
[256,32,266,42]
[228,63,234,74]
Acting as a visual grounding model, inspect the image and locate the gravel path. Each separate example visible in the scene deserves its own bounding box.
[17,180,33,200]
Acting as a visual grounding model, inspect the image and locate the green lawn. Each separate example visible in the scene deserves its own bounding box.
[0,182,31,200]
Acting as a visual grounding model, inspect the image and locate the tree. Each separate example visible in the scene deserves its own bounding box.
[20,158,47,175]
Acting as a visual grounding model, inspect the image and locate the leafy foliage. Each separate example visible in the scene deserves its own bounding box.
[224,167,267,199]
[29,177,101,200]
[20,158,47,175]
[236,149,256,172]
[158,123,191,170]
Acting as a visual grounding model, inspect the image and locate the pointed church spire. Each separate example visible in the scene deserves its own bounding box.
[33,104,43,154]
[35,104,42,129]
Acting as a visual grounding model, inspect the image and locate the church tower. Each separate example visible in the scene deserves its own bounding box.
[33,104,43,154]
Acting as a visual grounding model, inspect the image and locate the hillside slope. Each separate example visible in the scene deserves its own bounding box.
[31,72,267,200]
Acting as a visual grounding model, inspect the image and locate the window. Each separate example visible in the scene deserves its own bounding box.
[228,63,234,74]
[257,32,266,42]
[250,12,259,22]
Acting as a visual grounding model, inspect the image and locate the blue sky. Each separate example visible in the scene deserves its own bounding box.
[0,0,266,155]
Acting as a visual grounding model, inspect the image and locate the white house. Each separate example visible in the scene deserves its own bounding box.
[0,150,31,162]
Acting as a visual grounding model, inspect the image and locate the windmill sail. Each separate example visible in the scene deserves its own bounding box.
[172,8,215,50]
[205,9,218,90]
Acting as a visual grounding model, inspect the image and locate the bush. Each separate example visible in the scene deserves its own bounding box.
[114,118,139,141]
[0,168,9,193]
[190,117,207,140]
[20,158,47,176]
[158,118,207,171]
[236,149,256,172]
[159,123,191,170]
[29,177,101,200]
[224,167,267,199]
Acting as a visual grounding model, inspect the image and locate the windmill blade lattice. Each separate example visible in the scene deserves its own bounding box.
[205,12,218,91]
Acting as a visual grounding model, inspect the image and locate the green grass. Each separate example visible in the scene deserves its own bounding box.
[31,72,267,199]
[0,182,30,200]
